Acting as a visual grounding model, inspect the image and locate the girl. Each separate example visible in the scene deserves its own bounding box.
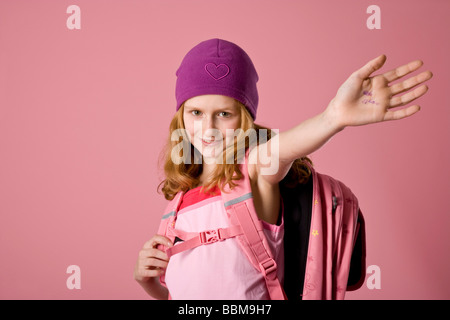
[133,38,432,300]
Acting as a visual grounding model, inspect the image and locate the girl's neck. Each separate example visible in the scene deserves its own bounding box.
[198,162,217,186]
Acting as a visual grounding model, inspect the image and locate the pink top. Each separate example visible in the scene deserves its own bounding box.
[164,185,284,300]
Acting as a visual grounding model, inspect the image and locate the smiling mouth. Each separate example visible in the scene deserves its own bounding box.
[201,138,222,145]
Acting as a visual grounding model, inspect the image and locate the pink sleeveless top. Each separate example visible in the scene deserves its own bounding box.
[164,185,284,300]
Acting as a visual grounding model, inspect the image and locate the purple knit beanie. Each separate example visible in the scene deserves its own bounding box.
[175,38,259,120]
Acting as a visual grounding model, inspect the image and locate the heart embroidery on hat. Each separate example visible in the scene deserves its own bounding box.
[204,63,230,80]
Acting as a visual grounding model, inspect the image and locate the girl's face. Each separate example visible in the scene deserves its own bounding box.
[183,94,241,161]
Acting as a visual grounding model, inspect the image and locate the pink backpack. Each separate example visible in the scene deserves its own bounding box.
[156,154,366,300]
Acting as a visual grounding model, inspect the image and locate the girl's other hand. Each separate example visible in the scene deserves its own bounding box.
[326,54,433,129]
[134,235,173,283]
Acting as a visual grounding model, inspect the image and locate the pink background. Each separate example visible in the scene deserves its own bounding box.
[1,0,449,300]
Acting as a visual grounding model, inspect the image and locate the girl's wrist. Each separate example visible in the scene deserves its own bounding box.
[323,99,346,134]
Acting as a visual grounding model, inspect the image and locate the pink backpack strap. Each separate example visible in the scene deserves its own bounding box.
[156,190,185,289]
[156,191,185,239]
[221,148,285,300]
[225,200,286,300]
[165,225,243,258]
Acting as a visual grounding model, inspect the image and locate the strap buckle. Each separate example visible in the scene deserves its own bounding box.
[199,228,224,244]
[259,258,278,279]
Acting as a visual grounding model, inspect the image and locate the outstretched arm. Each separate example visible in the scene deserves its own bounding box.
[252,55,433,185]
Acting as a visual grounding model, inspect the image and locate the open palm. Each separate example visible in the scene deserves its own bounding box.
[329,55,433,128]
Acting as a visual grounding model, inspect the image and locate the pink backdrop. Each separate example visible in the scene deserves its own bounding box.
[1,0,449,300]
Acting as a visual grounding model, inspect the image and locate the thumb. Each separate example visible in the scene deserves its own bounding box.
[353,54,387,80]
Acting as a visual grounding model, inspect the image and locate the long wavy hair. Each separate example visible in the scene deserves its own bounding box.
[157,100,313,200]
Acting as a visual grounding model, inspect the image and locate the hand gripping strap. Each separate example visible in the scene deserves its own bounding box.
[231,201,286,300]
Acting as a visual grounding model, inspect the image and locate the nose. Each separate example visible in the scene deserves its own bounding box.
[202,116,217,138]
[204,115,215,129]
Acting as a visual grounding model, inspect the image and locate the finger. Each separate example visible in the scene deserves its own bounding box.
[138,268,164,278]
[384,105,421,121]
[382,59,424,83]
[389,70,433,96]
[142,258,169,270]
[139,248,169,261]
[353,54,387,80]
[389,84,429,108]
[143,235,173,249]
